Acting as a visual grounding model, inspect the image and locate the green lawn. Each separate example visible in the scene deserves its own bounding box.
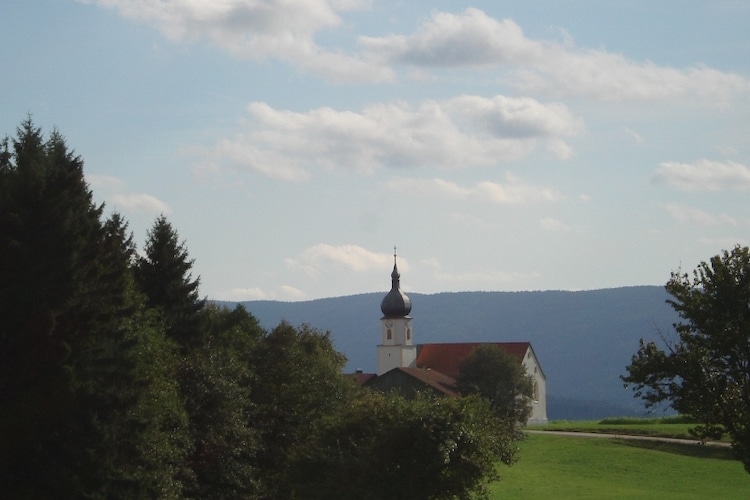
[527,416,726,442]
[489,433,750,499]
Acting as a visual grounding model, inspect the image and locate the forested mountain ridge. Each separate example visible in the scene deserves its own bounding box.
[225,285,679,419]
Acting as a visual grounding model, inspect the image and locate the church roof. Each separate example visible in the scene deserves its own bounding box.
[416,342,531,378]
[364,367,459,398]
[380,251,412,318]
[397,367,458,397]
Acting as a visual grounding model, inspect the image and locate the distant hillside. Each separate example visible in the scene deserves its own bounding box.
[220,286,679,420]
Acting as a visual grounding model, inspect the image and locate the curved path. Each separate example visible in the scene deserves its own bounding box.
[525,429,731,448]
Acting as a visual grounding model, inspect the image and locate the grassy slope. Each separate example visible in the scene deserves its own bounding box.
[490,434,750,499]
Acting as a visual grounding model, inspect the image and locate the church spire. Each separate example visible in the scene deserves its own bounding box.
[390,246,400,288]
[380,246,411,318]
[377,246,416,374]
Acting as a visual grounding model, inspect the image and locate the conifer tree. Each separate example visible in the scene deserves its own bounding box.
[96,213,192,497]
[136,215,205,344]
[0,119,107,495]
[0,120,190,497]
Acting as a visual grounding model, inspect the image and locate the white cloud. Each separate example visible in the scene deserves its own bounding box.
[665,204,738,226]
[539,216,570,232]
[360,9,539,67]
[443,95,583,139]
[88,173,170,215]
[361,8,750,102]
[386,174,565,205]
[215,137,310,182]
[191,160,221,180]
[111,193,172,214]
[222,284,307,301]
[434,268,542,286]
[285,244,398,278]
[84,3,748,99]
[86,173,125,189]
[224,287,269,301]
[623,127,644,145]
[277,285,308,301]
[654,159,750,191]
[216,96,581,181]
[81,0,391,83]
[524,49,749,102]
[546,138,575,160]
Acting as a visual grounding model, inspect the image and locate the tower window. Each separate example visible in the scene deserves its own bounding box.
[386,329,392,340]
[406,328,411,340]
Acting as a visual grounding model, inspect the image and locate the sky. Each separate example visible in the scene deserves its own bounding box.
[2,1,749,302]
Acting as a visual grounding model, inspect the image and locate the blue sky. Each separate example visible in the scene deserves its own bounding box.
[2,1,749,301]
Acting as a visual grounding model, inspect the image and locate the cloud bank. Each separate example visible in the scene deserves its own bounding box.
[285,244,399,278]
[385,174,564,205]
[361,8,750,101]
[83,2,750,99]
[655,159,750,191]
[214,95,582,180]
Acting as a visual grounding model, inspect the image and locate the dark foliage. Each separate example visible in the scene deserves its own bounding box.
[136,215,205,344]
[289,391,509,500]
[456,344,534,432]
[181,304,264,499]
[0,119,189,497]
[248,321,354,498]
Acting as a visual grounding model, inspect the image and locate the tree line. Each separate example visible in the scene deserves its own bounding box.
[0,119,528,499]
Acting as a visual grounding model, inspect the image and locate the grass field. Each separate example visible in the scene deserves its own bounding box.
[489,433,750,499]
[527,416,726,442]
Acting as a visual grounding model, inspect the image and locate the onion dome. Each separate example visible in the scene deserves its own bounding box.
[380,250,412,318]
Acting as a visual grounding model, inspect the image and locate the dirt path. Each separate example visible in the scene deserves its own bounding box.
[525,429,732,448]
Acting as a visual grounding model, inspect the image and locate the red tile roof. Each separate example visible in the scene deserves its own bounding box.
[416,342,530,378]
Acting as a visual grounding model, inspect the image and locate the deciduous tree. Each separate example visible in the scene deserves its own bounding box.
[456,344,534,433]
[623,245,750,473]
[248,321,353,498]
[181,304,264,499]
[290,391,509,500]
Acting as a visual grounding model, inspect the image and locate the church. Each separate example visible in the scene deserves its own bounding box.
[357,252,548,425]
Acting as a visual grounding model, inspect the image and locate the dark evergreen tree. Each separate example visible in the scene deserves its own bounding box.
[0,119,107,496]
[95,213,192,498]
[136,215,205,344]
[0,120,189,497]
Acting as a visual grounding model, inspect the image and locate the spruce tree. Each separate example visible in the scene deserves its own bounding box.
[0,119,107,496]
[0,120,190,497]
[136,215,205,345]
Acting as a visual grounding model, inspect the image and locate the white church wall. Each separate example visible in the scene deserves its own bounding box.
[522,346,548,425]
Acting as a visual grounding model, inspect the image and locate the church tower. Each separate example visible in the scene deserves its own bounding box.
[377,249,416,375]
